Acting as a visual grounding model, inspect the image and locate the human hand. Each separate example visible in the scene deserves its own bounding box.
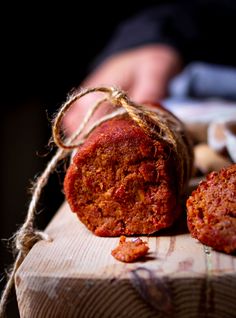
[63,44,182,134]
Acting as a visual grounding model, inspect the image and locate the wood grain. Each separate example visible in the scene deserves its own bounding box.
[15,202,236,318]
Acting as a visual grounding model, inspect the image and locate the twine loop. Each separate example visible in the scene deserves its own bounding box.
[52,86,193,193]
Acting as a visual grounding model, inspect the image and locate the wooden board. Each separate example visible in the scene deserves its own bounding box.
[15,202,236,318]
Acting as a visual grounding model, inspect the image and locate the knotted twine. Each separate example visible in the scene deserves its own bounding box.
[0,86,192,317]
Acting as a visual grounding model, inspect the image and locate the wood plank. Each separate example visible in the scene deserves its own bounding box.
[15,202,236,318]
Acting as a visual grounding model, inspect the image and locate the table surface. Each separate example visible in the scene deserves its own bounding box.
[15,202,236,318]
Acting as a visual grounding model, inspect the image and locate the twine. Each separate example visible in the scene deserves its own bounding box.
[0,86,192,317]
[53,86,192,191]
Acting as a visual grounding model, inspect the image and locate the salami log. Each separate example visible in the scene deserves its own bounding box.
[64,100,193,236]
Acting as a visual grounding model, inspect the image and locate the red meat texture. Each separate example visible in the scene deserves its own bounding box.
[187,164,236,253]
[64,115,182,236]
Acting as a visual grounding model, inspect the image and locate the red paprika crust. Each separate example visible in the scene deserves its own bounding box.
[64,115,184,236]
[187,164,236,253]
[111,236,149,263]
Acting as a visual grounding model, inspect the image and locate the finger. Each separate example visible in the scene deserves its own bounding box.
[131,66,168,104]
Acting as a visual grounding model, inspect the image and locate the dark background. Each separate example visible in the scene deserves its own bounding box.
[0,2,160,316]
